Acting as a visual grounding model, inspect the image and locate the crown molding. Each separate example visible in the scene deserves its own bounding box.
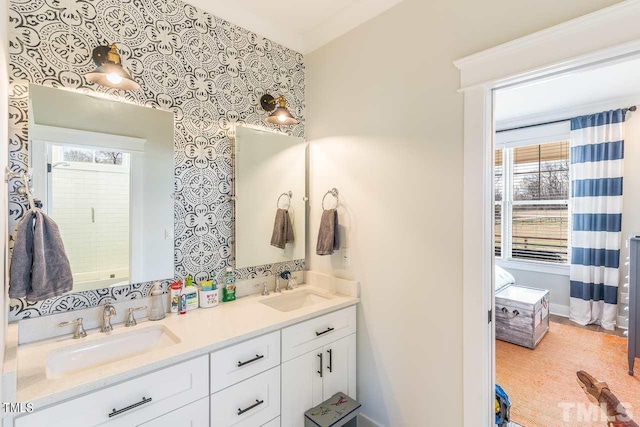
[454,0,640,89]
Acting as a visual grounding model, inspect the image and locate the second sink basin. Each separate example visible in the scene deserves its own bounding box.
[260,289,333,312]
[46,325,180,379]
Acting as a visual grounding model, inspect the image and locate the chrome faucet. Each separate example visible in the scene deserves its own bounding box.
[125,306,147,327]
[261,282,270,296]
[275,275,282,293]
[101,300,117,332]
[58,317,87,339]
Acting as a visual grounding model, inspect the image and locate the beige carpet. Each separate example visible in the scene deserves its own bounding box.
[496,321,640,427]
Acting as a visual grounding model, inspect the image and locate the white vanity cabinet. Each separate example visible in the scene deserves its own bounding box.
[281,307,357,427]
[12,304,357,427]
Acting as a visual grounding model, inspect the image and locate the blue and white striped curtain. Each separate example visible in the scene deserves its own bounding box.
[569,109,627,331]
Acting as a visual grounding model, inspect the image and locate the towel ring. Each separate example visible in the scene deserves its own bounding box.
[277,191,292,210]
[322,188,339,210]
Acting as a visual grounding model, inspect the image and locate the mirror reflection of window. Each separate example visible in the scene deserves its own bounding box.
[28,83,175,293]
[50,144,131,291]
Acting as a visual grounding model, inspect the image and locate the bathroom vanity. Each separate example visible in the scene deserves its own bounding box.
[3,275,359,427]
[6,78,333,427]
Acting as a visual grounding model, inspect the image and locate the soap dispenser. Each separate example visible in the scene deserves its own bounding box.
[148,282,166,321]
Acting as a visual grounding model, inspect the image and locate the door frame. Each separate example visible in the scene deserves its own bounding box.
[455,1,640,425]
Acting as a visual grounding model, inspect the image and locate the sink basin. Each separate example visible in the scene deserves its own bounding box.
[46,325,180,379]
[260,289,333,312]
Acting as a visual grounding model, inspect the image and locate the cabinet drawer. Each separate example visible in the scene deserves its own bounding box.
[210,331,280,393]
[262,416,280,427]
[210,366,280,427]
[282,306,356,362]
[138,397,209,427]
[15,355,209,427]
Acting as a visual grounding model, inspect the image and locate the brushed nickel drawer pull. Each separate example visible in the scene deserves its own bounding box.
[109,396,152,418]
[315,327,334,336]
[237,354,264,367]
[238,399,264,416]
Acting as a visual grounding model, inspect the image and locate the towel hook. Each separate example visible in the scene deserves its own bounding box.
[322,188,339,211]
[7,169,42,209]
[277,191,292,210]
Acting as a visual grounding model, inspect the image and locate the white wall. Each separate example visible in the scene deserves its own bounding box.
[620,109,640,324]
[305,0,621,425]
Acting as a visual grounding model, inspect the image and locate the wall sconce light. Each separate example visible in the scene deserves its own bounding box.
[260,94,299,125]
[85,43,140,91]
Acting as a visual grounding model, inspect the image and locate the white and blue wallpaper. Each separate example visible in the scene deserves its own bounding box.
[7,0,305,320]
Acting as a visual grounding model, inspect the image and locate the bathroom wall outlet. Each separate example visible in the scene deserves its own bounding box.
[342,248,351,267]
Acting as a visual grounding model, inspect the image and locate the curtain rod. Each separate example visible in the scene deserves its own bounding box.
[496,105,637,133]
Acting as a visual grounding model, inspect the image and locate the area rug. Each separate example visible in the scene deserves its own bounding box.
[496,321,640,427]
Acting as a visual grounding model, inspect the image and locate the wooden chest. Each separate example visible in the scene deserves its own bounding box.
[495,285,549,349]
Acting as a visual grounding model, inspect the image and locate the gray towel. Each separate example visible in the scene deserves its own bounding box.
[270,208,294,249]
[316,209,339,256]
[9,209,73,301]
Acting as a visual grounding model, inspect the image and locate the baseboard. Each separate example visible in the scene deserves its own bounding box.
[618,316,629,330]
[357,414,384,427]
[549,303,569,318]
[548,304,629,330]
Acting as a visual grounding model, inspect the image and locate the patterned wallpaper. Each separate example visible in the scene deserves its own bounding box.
[7,0,305,320]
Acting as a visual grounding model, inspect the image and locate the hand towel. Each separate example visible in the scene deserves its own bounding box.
[9,209,73,301]
[316,209,339,256]
[270,208,295,249]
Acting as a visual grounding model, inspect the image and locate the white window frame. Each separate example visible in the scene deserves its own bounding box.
[495,123,571,275]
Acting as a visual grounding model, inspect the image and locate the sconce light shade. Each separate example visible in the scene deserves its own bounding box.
[85,44,140,91]
[261,94,299,125]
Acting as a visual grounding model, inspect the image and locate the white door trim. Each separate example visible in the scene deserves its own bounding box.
[455,1,640,426]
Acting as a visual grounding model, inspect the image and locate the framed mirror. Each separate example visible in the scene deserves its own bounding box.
[234,126,306,268]
[28,84,174,292]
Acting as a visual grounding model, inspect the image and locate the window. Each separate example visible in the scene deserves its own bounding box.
[495,150,503,257]
[63,147,124,165]
[495,140,570,264]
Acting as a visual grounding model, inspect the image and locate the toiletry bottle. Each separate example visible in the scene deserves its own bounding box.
[170,280,182,314]
[179,284,187,315]
[185,277,199,311]
[222,267,236,302]
[148,282,166,321]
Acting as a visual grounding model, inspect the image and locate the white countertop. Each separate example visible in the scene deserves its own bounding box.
[4,278,359,411]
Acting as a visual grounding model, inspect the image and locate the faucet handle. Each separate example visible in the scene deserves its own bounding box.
[125,306,147,327]
[261,282,269,296]
[59,317,87,339]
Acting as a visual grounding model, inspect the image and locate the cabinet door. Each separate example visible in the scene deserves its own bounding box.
[137,397,209,427]
[323,334,357,401]
[281,350,323,427]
